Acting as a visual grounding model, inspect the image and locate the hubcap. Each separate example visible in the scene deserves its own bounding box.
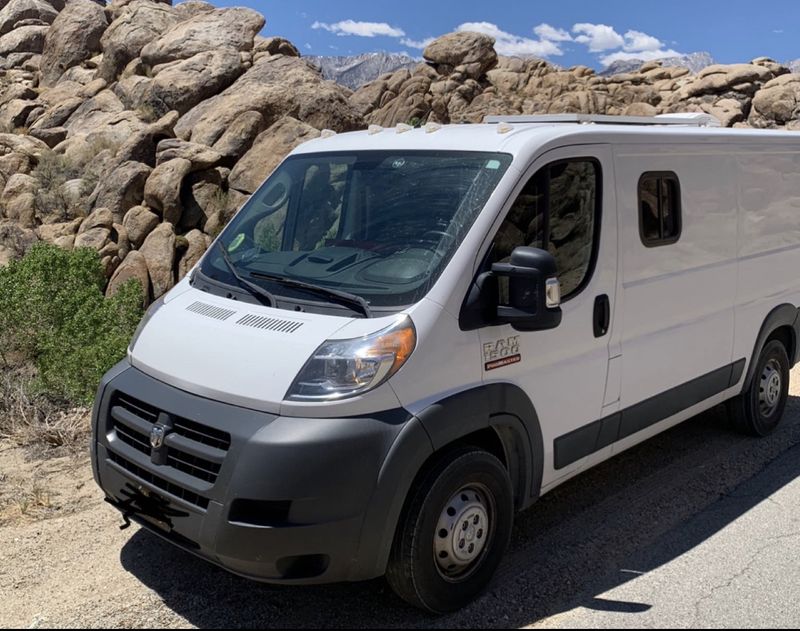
[759,359,782,417]
[434,485,491,579]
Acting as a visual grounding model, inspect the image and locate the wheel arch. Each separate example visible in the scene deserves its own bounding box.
[743,304,800,393]
[413,383,544,510]
[351,384,544,581]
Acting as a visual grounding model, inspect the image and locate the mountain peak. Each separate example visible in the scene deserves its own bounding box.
[601,52,715,76]
[308,52,419,89]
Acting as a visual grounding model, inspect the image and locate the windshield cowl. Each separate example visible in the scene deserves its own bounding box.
[191,267,394,318]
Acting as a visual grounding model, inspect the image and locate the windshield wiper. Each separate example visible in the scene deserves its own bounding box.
[216,242,277,308]
[250,271,372,318]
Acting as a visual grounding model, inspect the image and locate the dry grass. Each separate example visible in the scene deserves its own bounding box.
[0,477,52,520]
[0,368,90,450]
[0,367,91,524]
[0,445,92,525]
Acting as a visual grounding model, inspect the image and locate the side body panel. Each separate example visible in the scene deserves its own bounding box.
[733,147,800,374]
[614,144,738,418]
[476,145,618,491]
[608,142,800,460]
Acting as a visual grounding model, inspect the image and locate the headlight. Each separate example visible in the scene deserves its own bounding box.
[128,295,166,354]
[286,316,416,401]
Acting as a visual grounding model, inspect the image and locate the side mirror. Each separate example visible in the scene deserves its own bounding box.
[492,247,562,331]
[459,246,563,332]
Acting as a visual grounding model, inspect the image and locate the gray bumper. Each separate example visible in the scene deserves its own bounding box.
[91,361,433,584]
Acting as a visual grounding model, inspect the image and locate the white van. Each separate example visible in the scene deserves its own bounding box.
[91,114,800,613]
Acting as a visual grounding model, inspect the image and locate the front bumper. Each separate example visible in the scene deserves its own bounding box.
[91,362,432,584]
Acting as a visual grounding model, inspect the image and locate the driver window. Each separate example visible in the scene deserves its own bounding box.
[493,170,547,263]
[491,158,599,299]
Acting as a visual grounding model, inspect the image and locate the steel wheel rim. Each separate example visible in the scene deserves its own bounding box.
[433,484,493,581]
[759,358,782,418]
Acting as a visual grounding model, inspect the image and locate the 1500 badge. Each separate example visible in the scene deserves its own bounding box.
[483,336,522,371]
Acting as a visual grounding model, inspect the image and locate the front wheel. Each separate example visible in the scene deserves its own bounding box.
[386,447,514,614]
[728,339,790,436]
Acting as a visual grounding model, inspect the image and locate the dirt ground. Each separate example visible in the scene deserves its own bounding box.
[2,373,800,629]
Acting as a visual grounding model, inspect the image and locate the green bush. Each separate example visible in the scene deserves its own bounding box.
[0,244,144,405]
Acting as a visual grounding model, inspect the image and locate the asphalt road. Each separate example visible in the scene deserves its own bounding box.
[3,374,800,628]
[529,422,800,629]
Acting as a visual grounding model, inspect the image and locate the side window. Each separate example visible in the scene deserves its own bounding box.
[639,172,681,247]
[492,159,600,299]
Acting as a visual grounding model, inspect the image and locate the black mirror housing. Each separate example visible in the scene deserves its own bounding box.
[459,247,563,332]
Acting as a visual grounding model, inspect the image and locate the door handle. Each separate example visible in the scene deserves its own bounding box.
[594,295,610,338]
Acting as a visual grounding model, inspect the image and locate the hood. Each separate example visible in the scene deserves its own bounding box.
[129,288,358,414]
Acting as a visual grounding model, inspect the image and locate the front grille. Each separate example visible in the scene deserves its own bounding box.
[107,451,210,510]
[167,450,221,484]
[114,422,150,456]
[115,392,158,423]
[107,392,231,505]
[173,417,231,452]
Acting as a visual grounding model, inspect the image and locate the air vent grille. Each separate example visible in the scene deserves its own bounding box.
[186,301,236,321]
[236,314,304,333]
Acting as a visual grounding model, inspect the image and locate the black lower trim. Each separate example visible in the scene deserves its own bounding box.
[93,364,425,584]
[554,359,746,470]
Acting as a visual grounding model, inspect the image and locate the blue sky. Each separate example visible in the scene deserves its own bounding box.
[215,0,800,68]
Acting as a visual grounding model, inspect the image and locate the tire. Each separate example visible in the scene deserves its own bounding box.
[728,339,790,436]
[386,447,514,614]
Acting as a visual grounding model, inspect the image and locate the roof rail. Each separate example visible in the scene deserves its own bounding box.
[483,113,722,128]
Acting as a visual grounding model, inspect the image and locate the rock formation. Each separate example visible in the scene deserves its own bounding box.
[0,0,363,304]
[2,5,800,306]
[350,34,794,129]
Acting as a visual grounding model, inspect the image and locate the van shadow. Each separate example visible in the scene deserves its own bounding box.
[120,396,800,628]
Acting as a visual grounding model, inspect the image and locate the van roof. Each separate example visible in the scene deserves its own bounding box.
[294,118,800,159]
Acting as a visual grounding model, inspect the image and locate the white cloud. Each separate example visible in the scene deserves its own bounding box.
[623,30,663,52]
[311,20,405,38]
[572,23,624,52]
[456,21,565,57]
[534,23,572,42]
[600,48,685,67]
[569,24,686,68]
[304,43,312,50]
[309,17,687,70]
[400,36,436,50]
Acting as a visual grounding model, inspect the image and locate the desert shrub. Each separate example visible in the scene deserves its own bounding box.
[0,244,143,405]
[136,98,171,123]
[30,152,96,222]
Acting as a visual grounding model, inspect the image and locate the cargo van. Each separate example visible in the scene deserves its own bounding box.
[91,113,800,613]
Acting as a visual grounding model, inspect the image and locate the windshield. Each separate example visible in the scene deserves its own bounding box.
[198,150,512,313]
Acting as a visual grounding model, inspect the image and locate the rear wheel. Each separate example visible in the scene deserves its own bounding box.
[386,447,513,614]
[728,339,790,436]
